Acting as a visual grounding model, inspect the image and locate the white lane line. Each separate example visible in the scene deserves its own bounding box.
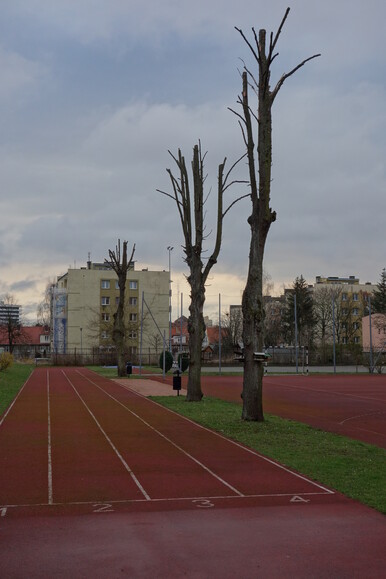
[1,490,332,510]
[0,370,34,428]
[339,410,384,425]
[113,376,334,495]
[47,370,53,505]
[62,370,151,501]
[77,370,244,498]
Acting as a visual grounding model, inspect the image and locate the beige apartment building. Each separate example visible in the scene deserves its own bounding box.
[313,276,377,345]
[52,259,169,357]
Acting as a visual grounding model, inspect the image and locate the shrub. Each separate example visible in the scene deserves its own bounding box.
[178,353,189,372]
[0,352,14,372]
[159,351,173,373]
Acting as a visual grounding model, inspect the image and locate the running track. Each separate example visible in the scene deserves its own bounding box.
[1,367,385,578]
[155,373,386,448]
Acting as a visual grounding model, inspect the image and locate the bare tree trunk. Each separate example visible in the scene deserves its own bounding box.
[113,273,126,377]
[159,144,247,401]
[187,265,206,401]
[234,10,320,420]
[107,240,135,378]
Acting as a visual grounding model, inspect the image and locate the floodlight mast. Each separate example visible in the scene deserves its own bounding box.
[167,246,174,352]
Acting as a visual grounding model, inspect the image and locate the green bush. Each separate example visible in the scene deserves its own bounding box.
[178,353,189,372]
[0,352,14,372]
[159,350,173,373]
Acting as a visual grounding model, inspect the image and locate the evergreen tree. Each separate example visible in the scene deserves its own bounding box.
[372,268,386,314]
[284,275,315,348]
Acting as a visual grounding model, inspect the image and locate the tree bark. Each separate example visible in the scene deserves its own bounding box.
[159,143,247,401]
[235,12,319,421]
[106,240,135,378]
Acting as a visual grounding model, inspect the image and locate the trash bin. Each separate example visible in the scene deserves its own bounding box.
[126,362,132,376]
[173,370,181,392]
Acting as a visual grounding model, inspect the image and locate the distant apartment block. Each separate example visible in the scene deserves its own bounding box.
[314,275,377,346]
[51,259,169,356]
[0,302,21,325]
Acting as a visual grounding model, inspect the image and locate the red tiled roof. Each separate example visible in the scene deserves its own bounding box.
[0,326,49,346]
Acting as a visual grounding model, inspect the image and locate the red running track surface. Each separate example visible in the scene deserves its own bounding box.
[155,373,386,448]
[0,367,385,578]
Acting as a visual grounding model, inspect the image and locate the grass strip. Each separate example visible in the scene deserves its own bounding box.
[151,396,386,514]
[0,363,34,415]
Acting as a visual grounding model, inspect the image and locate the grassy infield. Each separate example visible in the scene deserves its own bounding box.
[1,364,385,513]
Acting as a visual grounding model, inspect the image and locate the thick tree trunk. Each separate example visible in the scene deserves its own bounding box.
[242,226,265,421]
[113,275,126,377]
[241,32,275,421]
[186,261,205,401]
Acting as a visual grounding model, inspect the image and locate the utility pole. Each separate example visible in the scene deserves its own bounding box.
[167,246,173,352]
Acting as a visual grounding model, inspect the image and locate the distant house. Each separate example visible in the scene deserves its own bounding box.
[202,326,228,361]
[0,326,50,359]
[171,316,189,354]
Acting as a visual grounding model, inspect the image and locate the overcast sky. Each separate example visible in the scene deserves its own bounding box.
[0,0,385,322]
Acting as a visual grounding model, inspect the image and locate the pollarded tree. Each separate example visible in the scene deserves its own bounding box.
[231,8,320,420]
[106,240,136,377]
[158,143,247,401]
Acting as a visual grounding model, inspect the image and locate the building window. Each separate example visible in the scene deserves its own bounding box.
[354,336,360,344]
[101,331,108,339]
[342,337,347,344]
[342,293,347,301]
[101,297,110,306]
[129,281,138,290]
[101,313,110,322]
[342,308,348,315]
[129,297,137,306]
[353,322,360,330]
[352,308,359,316]
[353,293,359,301]
[129,313,137,322]
[115,280,119,289]
[115,297,120,306]
[129,332,137,339]
[101,280,110,289]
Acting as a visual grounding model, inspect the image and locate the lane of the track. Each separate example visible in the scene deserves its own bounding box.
[60,368,244,501]
[51,369,148,504]
[0,370,49,506]
[77,369,333,500]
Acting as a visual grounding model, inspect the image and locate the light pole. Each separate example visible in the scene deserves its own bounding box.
[80,327,83,355]
[167,246,173,352]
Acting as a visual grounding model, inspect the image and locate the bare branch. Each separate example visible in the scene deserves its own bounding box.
[156,188,183,206]
[235,26,260,64]
[270,53,321,102]
[223,193,251,218]
[228,105,246,126]
[268,6,291,62]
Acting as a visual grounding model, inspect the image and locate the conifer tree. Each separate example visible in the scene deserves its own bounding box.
[284,275,315,348]
[372,268,386,314]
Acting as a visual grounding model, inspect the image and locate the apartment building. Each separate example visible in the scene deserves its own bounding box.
[52,259,169,356]
[0,302,21,325]
[313,275,377,345]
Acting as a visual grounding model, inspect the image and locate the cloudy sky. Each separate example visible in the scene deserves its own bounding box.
[0,0,385,322]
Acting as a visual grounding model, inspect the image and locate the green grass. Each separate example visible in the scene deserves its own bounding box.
[151,396,386,514]
[0,363,34,415]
